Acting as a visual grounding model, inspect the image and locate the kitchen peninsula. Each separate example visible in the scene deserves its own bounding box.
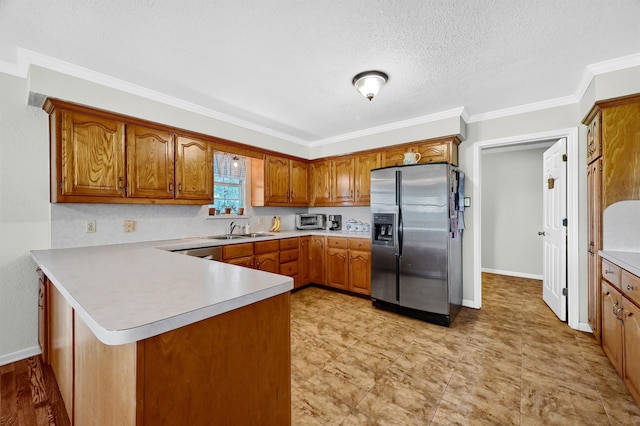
[31,238,293,426]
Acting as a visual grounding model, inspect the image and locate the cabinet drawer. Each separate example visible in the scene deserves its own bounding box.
[348,238,371,251]
[222,243,254,260]
[602,259,621,289]
[254,240,279,254]
[280,261,299,276]
[280,249,298,263]
[327,237,348,249]
[622,270,640,307]
[279,237,299,250]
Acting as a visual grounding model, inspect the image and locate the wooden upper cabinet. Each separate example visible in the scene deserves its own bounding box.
[264,155,290,204]
[382,138,459,167]
[310,160,331,206]
[259,155,309,206]
[601,102,640,209]
[175,136,213,202]
[127,125,175,199]
[586,110,602,165]
[290,160,310,205]
[60,110,125,198]
[382,147,407,167]
[354,153,380,205]
[331,157,355,204]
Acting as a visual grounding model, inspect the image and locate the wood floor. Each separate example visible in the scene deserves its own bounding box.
[0,356,69,426]
[2,273,640,425]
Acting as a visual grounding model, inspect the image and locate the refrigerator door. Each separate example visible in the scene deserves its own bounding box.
[398,164,450,314]
[370,167,399,303]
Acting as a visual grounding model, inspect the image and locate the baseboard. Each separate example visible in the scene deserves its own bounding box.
[578,322,593,333]
[481,268,543,281]
[462,299,480,309]
[0,345,42,367]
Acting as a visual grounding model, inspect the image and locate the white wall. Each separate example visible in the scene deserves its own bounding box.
[481,147,546,277]
[0,73,51,363]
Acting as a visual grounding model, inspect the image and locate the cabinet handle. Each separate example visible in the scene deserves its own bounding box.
[118,177,123,190]
[613,301,619,315]
[605,269,614,275]
[169,181,173,192]
[178,183,182,192]
[615,305,624,321]
[628,285,634,291]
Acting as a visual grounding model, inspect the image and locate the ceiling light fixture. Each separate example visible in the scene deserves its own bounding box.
[232,156,239,168]
[352,71,388,101]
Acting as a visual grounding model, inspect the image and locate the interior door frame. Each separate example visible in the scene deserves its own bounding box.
[472,127,581,331]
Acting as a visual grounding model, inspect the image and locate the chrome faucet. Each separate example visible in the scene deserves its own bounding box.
[228,221,240,235]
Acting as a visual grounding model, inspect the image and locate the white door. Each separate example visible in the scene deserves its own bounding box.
[542,138,567,321]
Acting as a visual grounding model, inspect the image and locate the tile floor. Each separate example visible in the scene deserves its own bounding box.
[290,273,640,425]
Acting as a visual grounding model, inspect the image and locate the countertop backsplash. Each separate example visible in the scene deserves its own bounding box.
[51,204,371,249]
[602,200,640,252]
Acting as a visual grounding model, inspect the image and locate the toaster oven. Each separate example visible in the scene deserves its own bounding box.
[295,214,326,230]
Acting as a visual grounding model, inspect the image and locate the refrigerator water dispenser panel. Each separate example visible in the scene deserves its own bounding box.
[372,213,395,246]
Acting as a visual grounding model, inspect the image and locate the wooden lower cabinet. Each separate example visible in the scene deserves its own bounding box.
[624,299,640,403]
[309,236,326,284]
[45,278,291,425]
[255,240,280,273]
[325,237,371,294]
[348,239,371,295]
[299,236,311,286]
[48,283,74,421]
[601,280,624,376]
[279,238,299,286]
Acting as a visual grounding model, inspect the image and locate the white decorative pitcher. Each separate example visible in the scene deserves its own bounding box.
[403,152,422,164]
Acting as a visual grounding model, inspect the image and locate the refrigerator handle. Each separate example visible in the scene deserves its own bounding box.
[398,207,403,257]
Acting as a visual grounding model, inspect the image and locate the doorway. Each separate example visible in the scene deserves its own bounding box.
[472,128,581,330]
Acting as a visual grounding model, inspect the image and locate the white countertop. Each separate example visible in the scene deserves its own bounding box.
[600,250,640,277]
[31,230,370,347]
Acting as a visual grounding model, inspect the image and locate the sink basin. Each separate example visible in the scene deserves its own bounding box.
[205,234,249,240]
[240,232,274,238]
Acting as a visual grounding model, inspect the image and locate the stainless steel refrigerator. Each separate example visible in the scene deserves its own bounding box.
[370,163,463,326]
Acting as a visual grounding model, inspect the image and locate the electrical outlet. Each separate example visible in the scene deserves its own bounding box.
[124,220,135,232]
[258,216,264,225]
[86,220,96,233]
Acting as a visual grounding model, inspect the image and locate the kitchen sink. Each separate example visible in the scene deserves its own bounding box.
[240,232,274,238]
[205,234,249,240]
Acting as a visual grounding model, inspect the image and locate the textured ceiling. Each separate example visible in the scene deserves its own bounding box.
[1,1,639,144]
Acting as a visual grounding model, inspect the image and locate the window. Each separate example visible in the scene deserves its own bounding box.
[212,152,245,213]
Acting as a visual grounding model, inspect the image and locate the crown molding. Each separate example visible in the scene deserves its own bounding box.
[8,48,311,147]
[2,48,639,147]
[309,107,466,147]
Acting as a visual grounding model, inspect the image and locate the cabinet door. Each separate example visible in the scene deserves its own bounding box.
[587,111,602,164]
[222,243,254,260]
[349,250,371,295]
[624,299,640,404]
[327,248,349,290]
[602,103,640,209]
[226,256,255,268]
[37,270,48,363]
[265,156,290,204]
[416,142,450,163]
[127,125,175,199]
[382,147,407,167]
[255,252,279,273]
[309,236,326,284]
[310,160,331,206]
[601,281,624,377]
[48,283,74,420]
[354,153,380,205]
[61,110,125,197]
[175,136,213,202]
[587,160,602,341]
[290,160,310,205]
[331,157,355,204]
[299,236,311,286]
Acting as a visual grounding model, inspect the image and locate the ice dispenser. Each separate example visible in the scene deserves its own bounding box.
[372,213,395,246]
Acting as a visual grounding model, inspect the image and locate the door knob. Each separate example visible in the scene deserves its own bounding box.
[538,231,545,236]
